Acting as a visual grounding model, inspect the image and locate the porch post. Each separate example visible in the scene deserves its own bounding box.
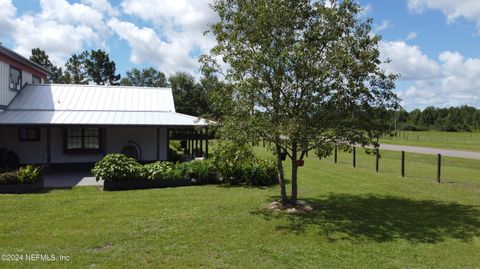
[195,131,198,157]
[46,127,51,165]
[200,129,203,156]
[190,130,193,158]
[156,128,160,160]
[205,128,209,159]
[166,128,170,160]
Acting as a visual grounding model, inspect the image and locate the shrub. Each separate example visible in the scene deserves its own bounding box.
[211,140,255,182]
[211,140,277,186]
[0,171,19,185]
[92,154,142,182]
[170,141,183,152]
[183,160,219,184]
[16,165,42,184]
[240,159,277,186]
[143,161,182,181]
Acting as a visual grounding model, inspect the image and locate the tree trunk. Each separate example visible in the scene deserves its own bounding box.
[275,143,288,204]
[291,142,298,205]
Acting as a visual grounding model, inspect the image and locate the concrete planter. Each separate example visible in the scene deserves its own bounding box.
[103,178,192,191]
[0,178,44,194]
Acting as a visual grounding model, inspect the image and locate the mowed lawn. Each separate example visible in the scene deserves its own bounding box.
[380,130,480,152]
[0,149,479,268]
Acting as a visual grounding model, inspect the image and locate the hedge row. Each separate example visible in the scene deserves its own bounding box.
[92,153,278,186]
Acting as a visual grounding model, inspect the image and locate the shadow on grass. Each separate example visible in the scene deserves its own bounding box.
[252,193,480,243]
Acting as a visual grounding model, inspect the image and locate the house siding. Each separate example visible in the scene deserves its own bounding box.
[0,60,35,106]
[0,126,169,164]
[0,61,16,106]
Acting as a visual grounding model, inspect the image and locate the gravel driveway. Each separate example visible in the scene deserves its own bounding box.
[378,144,480,160]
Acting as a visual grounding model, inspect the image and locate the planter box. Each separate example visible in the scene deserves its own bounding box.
[0,178,44,194]
[103,178,192,191]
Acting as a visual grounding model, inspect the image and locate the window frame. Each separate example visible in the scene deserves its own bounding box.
[32,75,41,84]
[9,66,22,91]
[63,127,105,154]
[18,127,41,142]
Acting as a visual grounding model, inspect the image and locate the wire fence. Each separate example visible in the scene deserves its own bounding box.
[322,146,480,186]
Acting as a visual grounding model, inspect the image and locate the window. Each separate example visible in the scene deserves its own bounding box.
[19,128,40,142]
[9,66,22,91]
[64,128,103,153]
[32,75,41,84]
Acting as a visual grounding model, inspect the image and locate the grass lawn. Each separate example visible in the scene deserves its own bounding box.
[380,130,480,152]
[0,148,479,268]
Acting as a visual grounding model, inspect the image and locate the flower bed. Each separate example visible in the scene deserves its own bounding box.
[0,165,43,194]
[92,151,278,191]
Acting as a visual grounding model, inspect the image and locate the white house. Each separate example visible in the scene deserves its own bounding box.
[0,44,209,168]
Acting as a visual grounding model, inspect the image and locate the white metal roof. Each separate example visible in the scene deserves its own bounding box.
[8,84,176,112]
[0,84,208,126]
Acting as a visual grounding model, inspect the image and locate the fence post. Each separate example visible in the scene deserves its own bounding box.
[437,154,441,183]
[353,147,356,168]
[334,145,338,164]
[401,151,405,177]
[375,148,379,173]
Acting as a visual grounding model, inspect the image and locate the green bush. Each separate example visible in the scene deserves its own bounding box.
[16,165,42,184]
[170,141,183,151]
[211,140,255,182]
[240,159,277,186]
[0,171,19,185]
[183,160,219,184]
[92,149,277,186]
[92,154,142,182]
[211,140,277,186]
[0,166,42,185]
[143,161,182,181]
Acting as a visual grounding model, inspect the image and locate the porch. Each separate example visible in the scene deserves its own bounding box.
[0,125,211,167]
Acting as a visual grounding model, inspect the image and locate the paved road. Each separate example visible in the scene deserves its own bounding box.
[378,144,480,160]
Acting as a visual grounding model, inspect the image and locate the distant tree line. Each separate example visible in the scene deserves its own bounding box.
[393,106,480,132]
[28,48,220,117]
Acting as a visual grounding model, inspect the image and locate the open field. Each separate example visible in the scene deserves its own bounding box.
[380,130,480,152]
[0,148,479,268]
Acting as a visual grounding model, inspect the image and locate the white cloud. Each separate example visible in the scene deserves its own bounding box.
[362,4,373,16]
[405,31,418,41]
[107,18,198,73]
[0,0,112,66]
[379,41,440,80]
[116,0,218,74]
[407,0,480,30]
[375,20,393,32]
[0,0,16,37]
[381,40,480,109]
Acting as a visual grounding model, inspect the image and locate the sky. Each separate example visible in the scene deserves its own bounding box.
[0,0,479,111]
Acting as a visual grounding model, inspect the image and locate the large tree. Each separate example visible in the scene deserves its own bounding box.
[202,0,399,204]
[120,67,167,87]
[84,49,121,85]
[64,52,88,84]
[169,72,211,116]
[29,48,64,83]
